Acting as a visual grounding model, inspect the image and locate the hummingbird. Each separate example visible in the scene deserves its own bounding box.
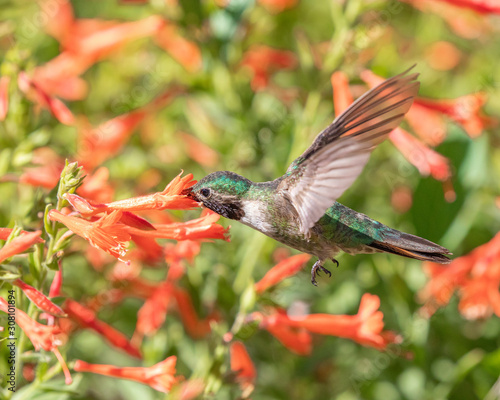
[187,68,452,285]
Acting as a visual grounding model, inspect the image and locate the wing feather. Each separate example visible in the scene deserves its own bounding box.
[280,68,420,235]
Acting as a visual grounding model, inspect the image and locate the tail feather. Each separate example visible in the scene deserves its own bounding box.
[370,231,452,264]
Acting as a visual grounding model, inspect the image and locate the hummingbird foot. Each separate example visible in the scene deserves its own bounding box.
[311,260,331,286]
[331,258,339,268]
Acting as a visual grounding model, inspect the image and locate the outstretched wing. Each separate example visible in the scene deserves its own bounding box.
[279,68,420,235]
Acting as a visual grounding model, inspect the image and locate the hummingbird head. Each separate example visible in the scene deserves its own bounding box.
[187,171,252,220]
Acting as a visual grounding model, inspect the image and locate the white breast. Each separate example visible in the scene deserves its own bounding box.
[240,201,274,234]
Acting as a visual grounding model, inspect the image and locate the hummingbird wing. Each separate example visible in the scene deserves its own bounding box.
[279,68,420,236]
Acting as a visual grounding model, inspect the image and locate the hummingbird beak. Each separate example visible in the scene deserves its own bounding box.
[182,186,196,200]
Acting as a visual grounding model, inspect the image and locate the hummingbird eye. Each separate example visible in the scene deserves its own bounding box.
[199,188,211,199]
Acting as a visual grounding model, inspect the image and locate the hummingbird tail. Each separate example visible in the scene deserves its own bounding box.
[369,231,452,264]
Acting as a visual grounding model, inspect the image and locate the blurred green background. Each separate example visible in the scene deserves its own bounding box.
[1,0,500,399]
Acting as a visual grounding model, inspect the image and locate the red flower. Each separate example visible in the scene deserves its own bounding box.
[73,356,180,393]
[49,262,63,298]
[13,279,65,317]
[241,45,297,91]
[180,132,219,168]
[415,94,494,138]
[255,309,312,355]
[154,23,202,72]
[76,110,147,171]
[17,72,75,125]
[0,230,44,264]
[256,294,399,350]
[0,297,72,384]
[65,172,198,215]
[331,71,353,115]
[77,167,115,204]
[19,147,64,189]
[433,0,500,14]
[230,341,256,394]
[402,0,492,39]
[420,232,500,319]
[405,103,447,146]
[134,280,174,341]
[0,75,10,120]
[254,254,311,294]
[125,211,230,242]
[64,299,141,358]
[389,128,451,182]
[258,0,298,13]
[172,288,215,339]
[48,210,131,259]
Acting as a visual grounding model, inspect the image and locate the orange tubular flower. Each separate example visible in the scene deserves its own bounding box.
[241,45,297,91]
[405,103,447,146]
[389,128,451,182]
[258,294,399,350]
[415,94,493,138]
[258,0,298,13]
[77,110,147,171]
[0,75,10,120]
[126,211,230,242]
[154,23,202,72]
[17,72,74,125]
[180,133,219,168]
[255,310,312,355]
[254,254,311,294]
[401,0,492,39]
[420,232,500,319]
[64,299,141,358]
[48,210,130,259]
[0,231,44,264]
[65,173,198,215]
[13,279,66,317]
[434,0,500,14]
[331,71,353,115]
[172,288,214,339]
[134,281,174,342]
[0,297,72,384]
[77,167,115,204]
[73,356,181,393]
[230,341,256,393]
[49,262,63,298]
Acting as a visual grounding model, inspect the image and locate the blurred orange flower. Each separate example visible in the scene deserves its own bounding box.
[173,287,216,339]
[420,232,500,319]
[415,94,494,138]
[73,356,180,393]
[48,210,130,259]
[241,45,297,91]
[154,23,202,72]
[433,0,500,14]
[230,341,256,394]
[256,294,399,350]
[17,72,75,125]
[0,76,9,120]
[258,0,298,13]
[255,308,312,355]
[64,298,141,358]
[134,280,174,341]
[0,297,72,384]
[254,253,311,294]
[402,0,492,39]
[389,128,451,182]
[0,230,43,264]
[180,132,220,168]
[13,279,66,317]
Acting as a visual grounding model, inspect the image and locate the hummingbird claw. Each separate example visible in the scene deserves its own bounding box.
[331,258,339,268]
[311,261,331,286]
